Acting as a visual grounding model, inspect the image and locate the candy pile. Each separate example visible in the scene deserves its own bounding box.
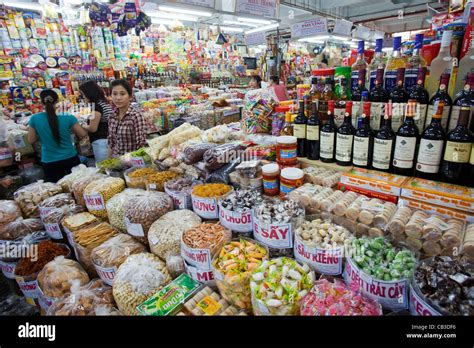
[254,199,304,224]
[219,189,263,212]
[300,279,382,316]
[296,219,354,249]
[350,237,415,281]
[414,256,473,316]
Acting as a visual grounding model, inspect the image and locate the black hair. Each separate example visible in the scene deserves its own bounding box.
[79,80,106,103]
[251,75,262,88]
[270,75,280,84]
[40,89,60,144]
[110,79,132,96]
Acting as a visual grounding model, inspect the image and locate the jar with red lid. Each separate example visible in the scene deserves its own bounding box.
[262,163,280,196]
[276,136,298,166]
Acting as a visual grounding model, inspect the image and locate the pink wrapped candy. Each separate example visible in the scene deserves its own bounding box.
[300,279,382,316]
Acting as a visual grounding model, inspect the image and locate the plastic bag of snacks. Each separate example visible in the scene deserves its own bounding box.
[0,200,21,225]
[106,189,146,232]
[212,238,268,312]
[42,204,84,241]
[300,278,382,316]
[57,165,99,192]
[83,177,125,218]
[182,143,217,165]
[47,279,119,316]
[91,234,146,286]
[181,223,232,270]
[0,218,43,241]
[71,173,106,207]
[164,178,201,210]
[113,253,172,315]
[38,193,76,222]
[148,210,201,260]
[37,256,90,300]
[250,257,315,315]
[165,254,185,279]
[145,171,179,191]
[123,166,158,189]
[123,191,173,245]
[14,181,62,218]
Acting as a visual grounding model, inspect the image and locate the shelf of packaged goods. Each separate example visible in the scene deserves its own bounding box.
[297,157,353,172]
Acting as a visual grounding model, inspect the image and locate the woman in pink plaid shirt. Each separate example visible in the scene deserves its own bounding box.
[108,79,148,158]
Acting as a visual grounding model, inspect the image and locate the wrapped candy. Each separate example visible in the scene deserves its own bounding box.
[300,279,382,316]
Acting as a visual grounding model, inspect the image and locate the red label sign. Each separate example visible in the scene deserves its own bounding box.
[294,236,343,275]
[192,196,218,220]
[84,192,105,211]
[44,223,63,240]
[184,261,215,287]
[94,264,117,286]
[181,240,212,271]
[252,215,293,249]
[409,284,441,316]
[219,204,253,233]
[0,260,16,279]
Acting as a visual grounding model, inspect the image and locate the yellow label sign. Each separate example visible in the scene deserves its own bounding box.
[197,296,221,315]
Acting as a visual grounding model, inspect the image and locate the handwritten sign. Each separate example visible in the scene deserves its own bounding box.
[294,236,343,275]
[181,239,212,271]
[252,214,293,249]
[192,195,219,220]
[291,17,328,39]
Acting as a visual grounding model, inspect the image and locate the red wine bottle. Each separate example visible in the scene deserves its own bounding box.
[440,106,473,185]
[352,101,373,168]
[369,68,389,103]
[306,101,320,160]
[393,100,419,176]
[294,99,307,157]
[389,67,409,103]
[448,72,474,132]
[320,100,336,163]
[427,73,452,131]
[372,102,396,172]
[415,102,446,180]
[336,101,355,166]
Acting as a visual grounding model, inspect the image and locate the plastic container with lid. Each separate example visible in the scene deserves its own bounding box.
[262,163,280,196]
[280,168,304,197]
[276,136,298,166]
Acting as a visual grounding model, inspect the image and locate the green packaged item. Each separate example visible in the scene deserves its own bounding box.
[137,274,201,316]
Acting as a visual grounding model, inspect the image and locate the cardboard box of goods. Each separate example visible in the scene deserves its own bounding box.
[338,168,410,203]
[401,178,474,214]
[398,198,474,223]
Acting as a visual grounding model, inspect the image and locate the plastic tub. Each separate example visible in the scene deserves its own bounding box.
[280,167,304,197]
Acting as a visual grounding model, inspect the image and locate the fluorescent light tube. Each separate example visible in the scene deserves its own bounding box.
[223,20,257,27]
[151,18,176,25]
[237,17,273,25]
[245,23,279,34]
[149,11,198,22]
[158,5,212,17]
[3,1,43,11]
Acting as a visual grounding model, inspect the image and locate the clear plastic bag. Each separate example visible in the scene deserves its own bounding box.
[124,166,158,189]
[47,279,117,316]
[91,234,146,270]
[113,253,172,315]
[203,143,244,171]
[123,191,173,245]
[148,210,202,260]
[71,173,106,207]
[106,189,147,232]
[0,217,43,241]
[83,177,125,218]
[166,254,185,279]
[37,256,90,299]
[7,129,34,155]
[183,143,217,165]
[206,159,241,184]
[0,200,21,225]
[39,193,76,220]
[14,181,62,217]
[57,165,99,193]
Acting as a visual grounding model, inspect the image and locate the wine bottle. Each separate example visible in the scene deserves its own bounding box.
[372,102,396,172]
[441,106,473,185]
[369,68,389,103]
[427,73,452,131]
[426,30,453,97]
[389,67,409,103]
[294,100,307,157]
[448,72,474,132]
[306,101,320,160]
[320,100,336,163]
[351,68,368,102]
[415,102,446,180]
[336,101,355,166]
[408,67,429,132]
[369,38,385,91]
[405,33,426,92]
[393,100,419,176]
[351,40,368,93]
[353,101,373,168]
[384,36,405,93]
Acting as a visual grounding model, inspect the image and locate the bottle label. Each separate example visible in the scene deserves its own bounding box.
[263,179,278,190]
[334,108,346,127]
[448,105,474,132]
[384,70,398,92]
[414,104,428,132]
[353,136,370,166]
[320,132,335,159]
[391,103,406,132]
[426,104,451,130]
[369,70,377,91]
[306,125,319,141]
[336,134,353,162]
[393,136,417,168]
[373,138,393,170]
[293,124,306,139]
[351,102,361,128]
[444,141,471,163]
[351,71,360,92]
[416,139,444,173]
[404,68,418,91]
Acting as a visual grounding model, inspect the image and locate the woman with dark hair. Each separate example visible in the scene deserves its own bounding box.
[269,75,289,102]
[108,79,148,157]
[27,89,87,182]
[79,80,113,163]
[249,75,262,89]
